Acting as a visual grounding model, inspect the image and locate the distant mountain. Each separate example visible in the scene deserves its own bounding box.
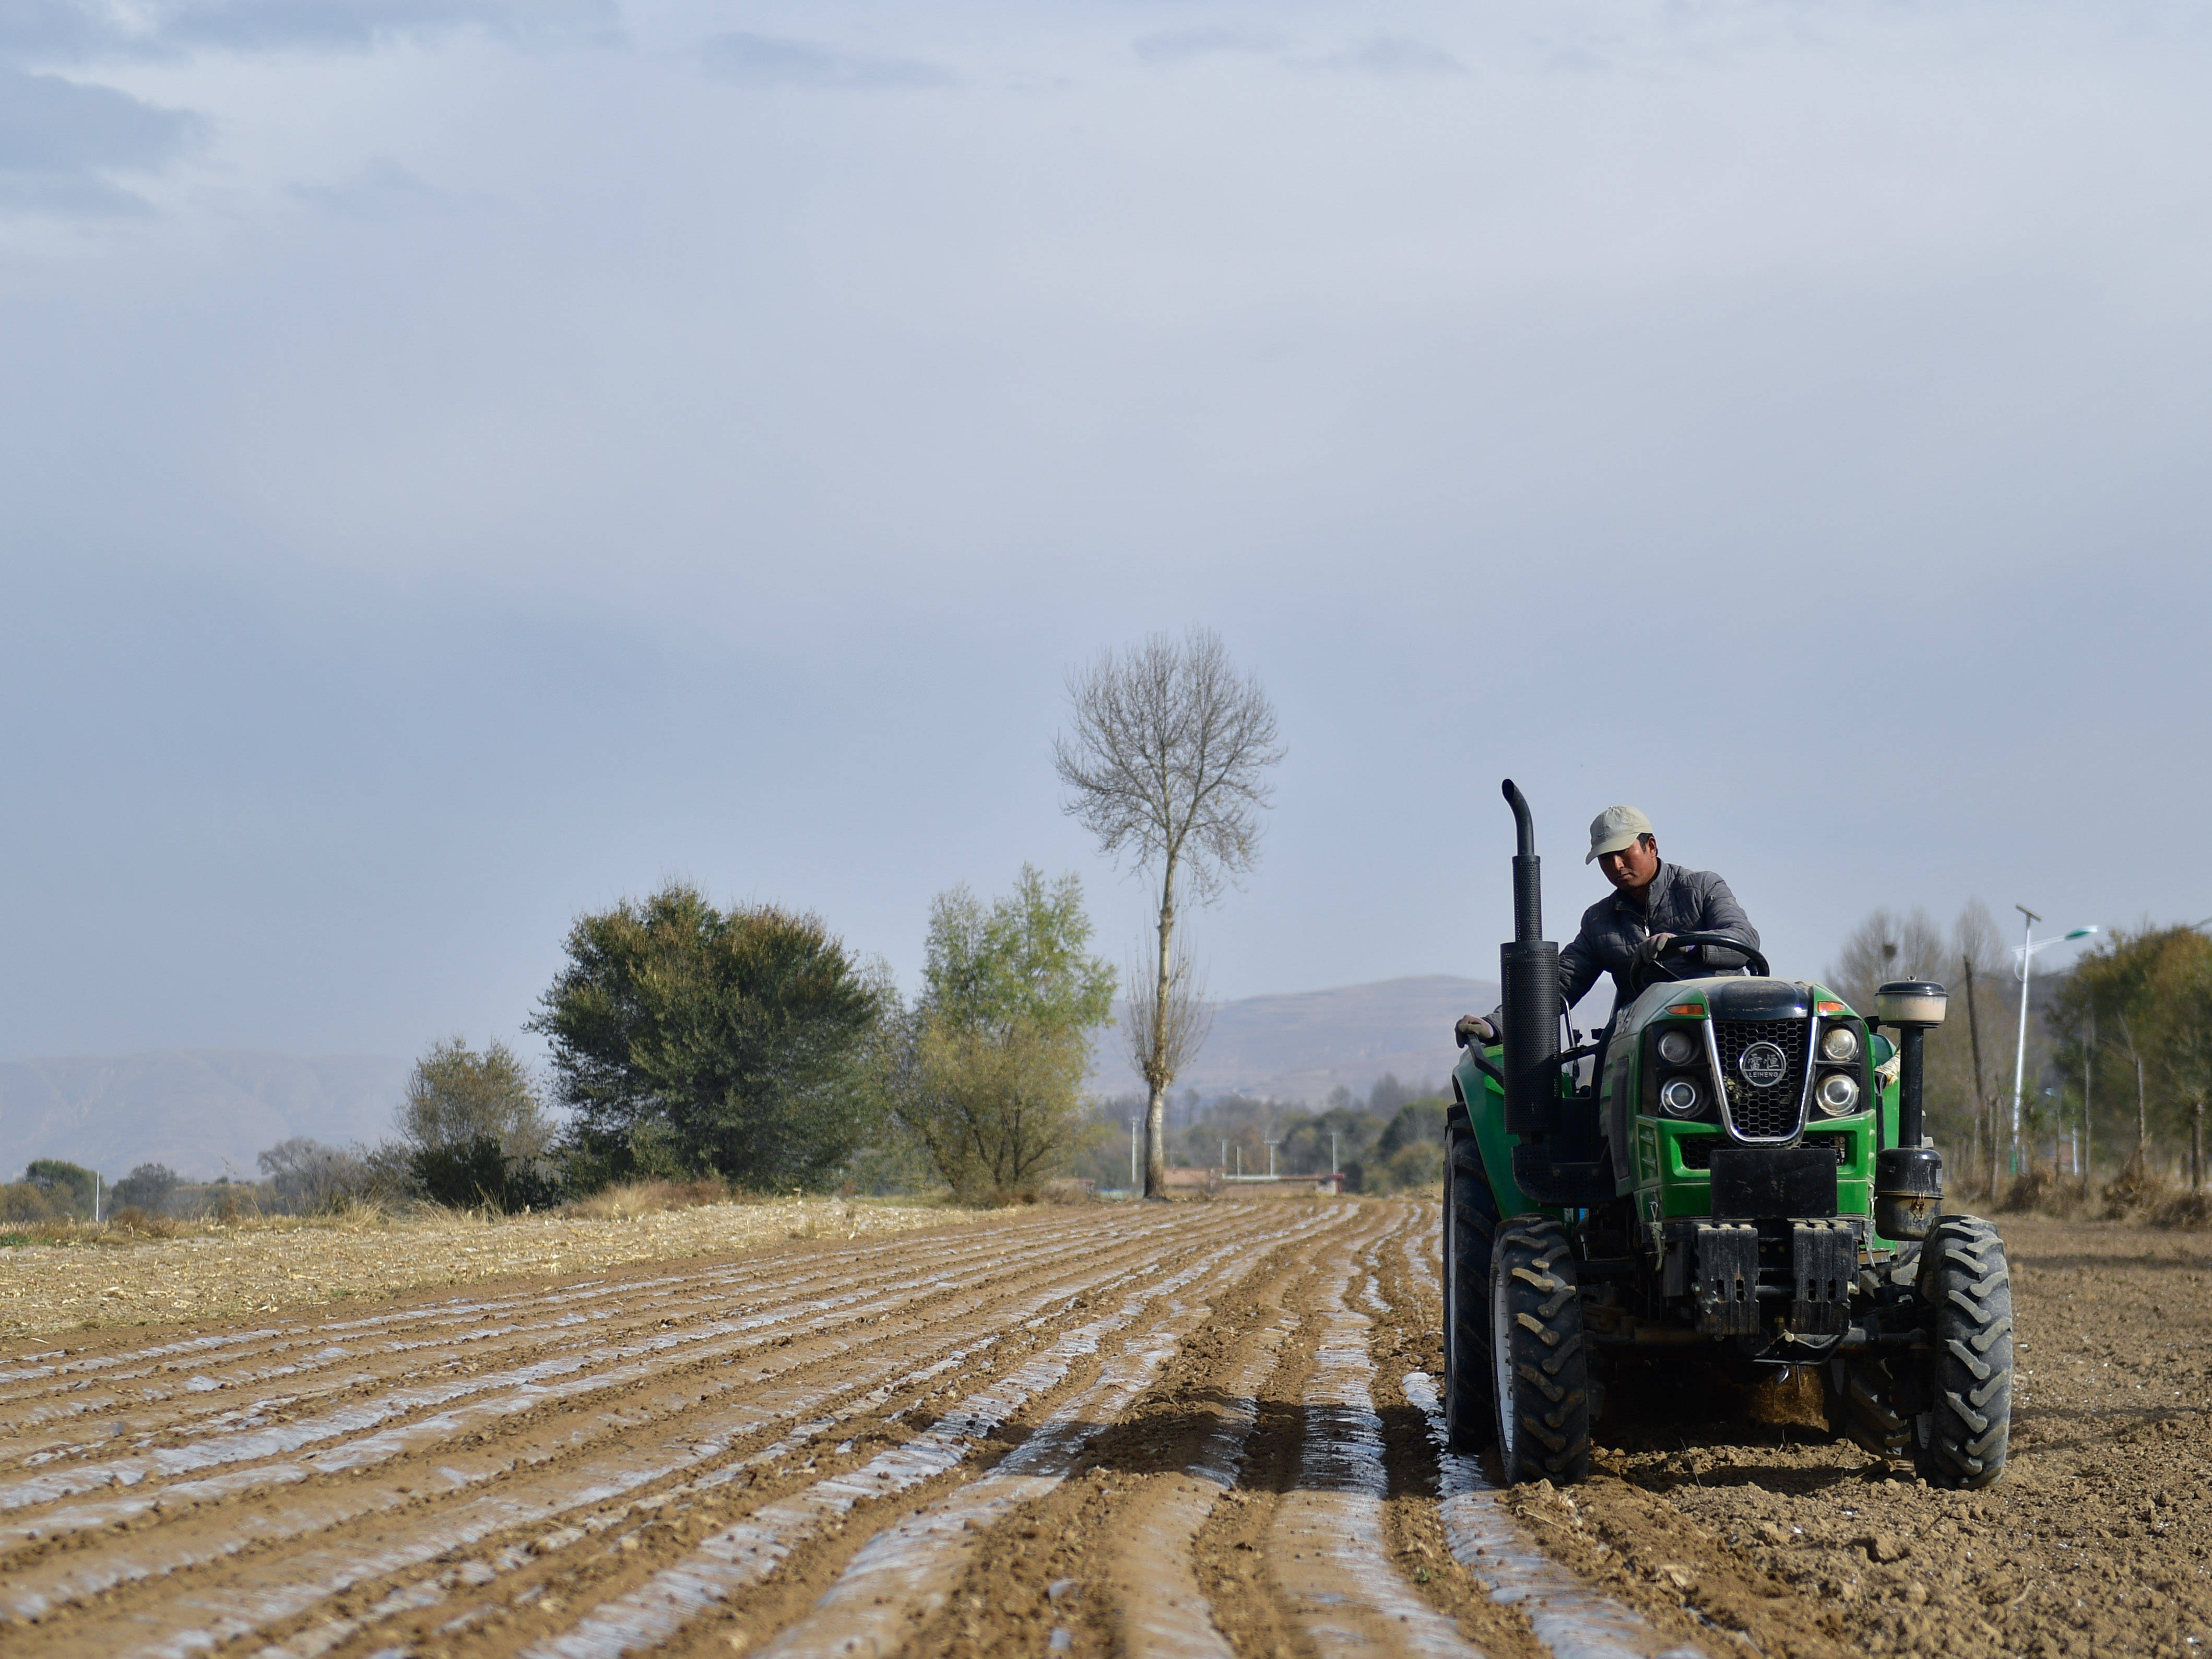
[0,1051,413,1182]
[1086,974,1501,1106]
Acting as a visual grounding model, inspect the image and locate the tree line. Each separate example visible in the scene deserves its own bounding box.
[1829,903,2210,1202]
[7,626,1282,1223]
[72,864,1122,1219]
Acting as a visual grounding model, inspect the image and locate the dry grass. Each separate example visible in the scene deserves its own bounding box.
[0,1196,981,1342]
[2148,1187,2212,1229]
[562,1178,730,1220]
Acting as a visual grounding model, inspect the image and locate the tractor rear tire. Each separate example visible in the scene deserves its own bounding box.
[1912,1214,2013,1489]
[1489,1214,1591,1484]
[1442,1126,1499,1452]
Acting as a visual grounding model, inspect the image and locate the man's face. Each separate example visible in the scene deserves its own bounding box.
[1598,835,1660,894]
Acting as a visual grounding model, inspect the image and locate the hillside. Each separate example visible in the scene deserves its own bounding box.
[1086,973,1501,1105]
[0,1051,412,1182]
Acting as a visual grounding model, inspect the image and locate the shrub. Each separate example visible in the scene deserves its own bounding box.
[112,1164,181,1214]
[411,1133,563,1212]
[2148,1189,2211,1229]
[256,1139,374,1214]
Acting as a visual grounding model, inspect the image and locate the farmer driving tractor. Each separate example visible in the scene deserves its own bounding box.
[1456,803,1761,1048]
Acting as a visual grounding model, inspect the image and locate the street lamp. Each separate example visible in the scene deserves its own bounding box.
[2009,908,2098,1174]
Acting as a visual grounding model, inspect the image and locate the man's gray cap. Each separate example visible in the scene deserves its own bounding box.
[1587,804,1654,863]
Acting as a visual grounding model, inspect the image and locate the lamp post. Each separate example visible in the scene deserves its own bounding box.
[2009,909,2098,1175]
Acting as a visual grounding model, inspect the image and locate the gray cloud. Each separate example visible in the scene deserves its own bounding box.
[701,31,952,90]
[288,156,453,219]
[1132,26,1283,66]
[1319,33,1466,77]
[0,66,202,214]
[0,0,614,63]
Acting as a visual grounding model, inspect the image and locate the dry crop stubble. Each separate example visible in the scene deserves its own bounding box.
[0,1198,981,1340]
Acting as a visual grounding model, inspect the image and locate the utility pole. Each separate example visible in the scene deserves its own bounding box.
[2010,906,2042,1177]
[1963,952,1992,1196]
[1130,1117,1139,1191]
[2082,1010,2095,1197]
[1265,1140,1277,1180]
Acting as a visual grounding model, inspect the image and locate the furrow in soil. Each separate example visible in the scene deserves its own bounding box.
[1263,1217,1486,1658]
[523,1207,1347,1659]
[0,1206,1284,1656]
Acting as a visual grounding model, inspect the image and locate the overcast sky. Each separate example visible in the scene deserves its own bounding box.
[2,0,2204,1063]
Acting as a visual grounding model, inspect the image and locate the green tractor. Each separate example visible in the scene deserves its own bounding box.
[1442,781,2014,1489]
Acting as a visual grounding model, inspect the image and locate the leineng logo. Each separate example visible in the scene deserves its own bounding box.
[1737,1041,1789,1089]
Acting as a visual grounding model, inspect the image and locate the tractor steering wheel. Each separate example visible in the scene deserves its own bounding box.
[1645,929,1770,982]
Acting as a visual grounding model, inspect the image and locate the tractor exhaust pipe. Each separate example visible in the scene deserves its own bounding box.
[1499,780,1561,1139]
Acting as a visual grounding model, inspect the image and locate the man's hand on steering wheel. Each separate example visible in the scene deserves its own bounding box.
[1634,930,1772,986]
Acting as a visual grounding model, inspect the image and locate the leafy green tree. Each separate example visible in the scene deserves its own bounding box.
[529,883,886,1190]
[2144,932,2212,1189]
[896,867,1116,1200]
[2052,927,2169,1157]
[25,1159,97,1217]
[398,1038,560,1208]
[112,1164,180,1213]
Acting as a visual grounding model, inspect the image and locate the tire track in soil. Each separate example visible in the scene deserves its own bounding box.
[0,1205,1276,1656]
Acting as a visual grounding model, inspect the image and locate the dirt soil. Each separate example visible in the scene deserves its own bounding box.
[0,1197,975,1338]
[0,1201,2198,1659]
[1516,1213,2212,1659]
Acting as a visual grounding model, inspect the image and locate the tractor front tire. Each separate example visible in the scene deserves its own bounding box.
[1912,1215,2014,1489]
[1442,1126,1499,1452]
[1489,1214,1591,1484]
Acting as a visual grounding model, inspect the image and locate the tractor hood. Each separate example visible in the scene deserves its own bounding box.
[1617,977,1846,1033]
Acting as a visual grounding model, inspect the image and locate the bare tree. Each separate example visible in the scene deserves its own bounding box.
[1827,906,1945,1012]
[1122,944,1216,1179]
[1054,627,1283,1198]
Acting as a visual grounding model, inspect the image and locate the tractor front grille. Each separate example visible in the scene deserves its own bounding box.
[1678,1129,1848,1170]
[1714,1018,1809,1140]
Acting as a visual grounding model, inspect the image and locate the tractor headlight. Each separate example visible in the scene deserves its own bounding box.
[1819,1025,1861,1064]
[1815,1072,1862,1116]
[1657,1028,1698,1066]
[1659,1077,1704,1117]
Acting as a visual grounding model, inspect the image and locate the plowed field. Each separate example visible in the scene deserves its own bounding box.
[0,1201,2202,1659]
